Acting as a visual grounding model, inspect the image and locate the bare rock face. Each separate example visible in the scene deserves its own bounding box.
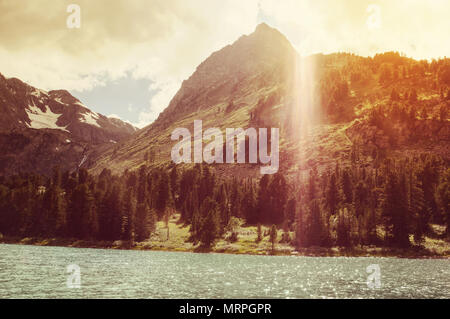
[0,74,137,176]
[156,23,297,126]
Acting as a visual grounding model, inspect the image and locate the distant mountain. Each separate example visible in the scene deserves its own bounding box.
[0,73,137,175]
[89,23,450,178]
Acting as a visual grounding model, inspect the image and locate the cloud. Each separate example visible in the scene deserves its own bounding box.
[131,81,182,129]
[0,0,259,127]
[107,114,121,119]
[1,0,449,127]
[257,0,450,58]
[108,113,135,127]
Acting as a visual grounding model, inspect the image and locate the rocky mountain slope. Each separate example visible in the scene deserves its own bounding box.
[0,73,137,175]
[87,24,450,178]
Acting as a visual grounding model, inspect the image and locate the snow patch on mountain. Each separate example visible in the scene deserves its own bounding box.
[26,104,69,132]
[54,97,66,105]
[80,110,101,128]
[30,89,48,98]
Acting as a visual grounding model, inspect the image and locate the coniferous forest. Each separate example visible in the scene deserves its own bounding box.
[0,153,448,252]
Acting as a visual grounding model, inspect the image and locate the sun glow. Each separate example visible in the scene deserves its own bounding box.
[289,54,321,140]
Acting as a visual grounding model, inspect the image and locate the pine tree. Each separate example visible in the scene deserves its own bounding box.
[306,199,323,247]
[198,197,221,248]
[156,171,171,219]
[365,190,378,245]
[189,206,201,243]
[229,180,241,218]
[135,203,153,242]
[121,189,135,242]
[354,181,368,217]
[308,168,318,202]
[68,183,95,239]
[382,171,410,247]
[257,175,271,224]
[342,169,353,204]
[270,224,277,253]
[417,159,439,233]
[410,173,426,244]
[242,184,257,225]
[295,206,306,248]
[256,223,262,243]
[215,183,229,228]
[170,166,180,209]
[137,165,148,205]
[436,169,450,238]
[326,173,339,215]
[393,173,410,247]
[285,198,297,227]
[336,208,351,247]
[269,173,288,225]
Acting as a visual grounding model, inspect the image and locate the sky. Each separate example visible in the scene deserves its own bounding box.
[0,0,449,128]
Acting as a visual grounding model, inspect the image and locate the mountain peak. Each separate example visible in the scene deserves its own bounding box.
[247,22,294,56]
[254,22,272,33]
[153,22,297,126]
[253,22,288,41]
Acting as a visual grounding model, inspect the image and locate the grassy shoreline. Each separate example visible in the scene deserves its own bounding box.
[2,216,449,259]
[1,236,448,259]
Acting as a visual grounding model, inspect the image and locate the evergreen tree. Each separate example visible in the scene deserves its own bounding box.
[410,173,426,244]
[170,166,180,209]
[137,165,148,204]
[382,171,410,247]
[68,183,95,239]
[305,200,323,247]
[156,171,171,219]
[436,169,450,238]
[270,224,277,253]
[308,168,318,202]
[257,175,271,223]
[256,223,262,242]
[269,173,288,225]
[198,197,221,248]
[242,184,257,225]
[214,183,229,228]
[189,206,201,243]
[342,169,353,204]
[285,198,297,227]
[121,189,135,242]
[135,203,155,242]
[326,173,339,215]
[336,208,351,247]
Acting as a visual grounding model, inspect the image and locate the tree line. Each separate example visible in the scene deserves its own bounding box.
[0,154,448,249]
